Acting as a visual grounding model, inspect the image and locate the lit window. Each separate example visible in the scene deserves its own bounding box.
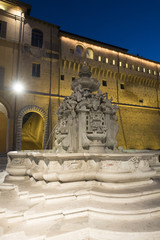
[61,75,64,80]
[105,58,109,63]
[32,63,40,77]
[154,70,156,75]
[31,29,43,48]
[137,66,140,71]
[113,60,115,65]
[76,45,83,56]
[119,62,122,67]
[70,49,74,54]
[86,48,94,59]
[120,83,124,89]
[102,80,107,86]
[159,72,160,76]
[148,69,151,74]
[126,63,128,68]
[0,20,7,38]
[98,56,101,61]
[143,68,145,72]
[132,64,134,70]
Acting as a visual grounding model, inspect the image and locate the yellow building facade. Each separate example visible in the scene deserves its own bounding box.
[0,0,160,153]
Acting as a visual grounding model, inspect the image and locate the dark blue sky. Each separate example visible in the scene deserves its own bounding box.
[23,0,160,62]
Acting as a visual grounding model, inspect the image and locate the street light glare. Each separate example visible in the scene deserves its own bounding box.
[13,82,24,94]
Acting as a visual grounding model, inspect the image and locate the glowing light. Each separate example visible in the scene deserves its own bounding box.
[106,58,108,63]
[0,5,5,10]
[98,56,101,61]
[12,82,24,94]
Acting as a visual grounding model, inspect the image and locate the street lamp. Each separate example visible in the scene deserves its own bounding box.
[12,82,24,94]
[12,82,25,150]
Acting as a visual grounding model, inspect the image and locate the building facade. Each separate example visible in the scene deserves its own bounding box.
[0,0,160,154]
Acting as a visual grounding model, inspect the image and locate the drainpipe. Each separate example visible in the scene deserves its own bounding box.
[47,26,53,149]
[156,66,159,112]
[13,11,23,151]
[117,53,127,149]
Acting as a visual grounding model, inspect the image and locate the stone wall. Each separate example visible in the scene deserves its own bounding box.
[117,106,160,149]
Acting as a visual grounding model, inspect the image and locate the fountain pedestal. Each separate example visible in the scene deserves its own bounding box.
[1,63,160,240]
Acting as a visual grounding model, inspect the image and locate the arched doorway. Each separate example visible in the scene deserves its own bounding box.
[0,103,8,153]
[22,112,44,150]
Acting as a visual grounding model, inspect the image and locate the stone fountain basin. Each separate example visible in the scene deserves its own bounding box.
[5,151,159,183]
[86,132,106,141]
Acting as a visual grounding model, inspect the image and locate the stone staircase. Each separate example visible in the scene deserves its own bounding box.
[1,178,160,240]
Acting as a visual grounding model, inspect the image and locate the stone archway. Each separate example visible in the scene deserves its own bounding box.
[16,105,48,151]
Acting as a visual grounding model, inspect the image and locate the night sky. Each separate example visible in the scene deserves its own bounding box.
[23,0,160,62]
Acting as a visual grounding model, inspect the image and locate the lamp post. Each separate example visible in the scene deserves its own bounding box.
[12,82,24,151]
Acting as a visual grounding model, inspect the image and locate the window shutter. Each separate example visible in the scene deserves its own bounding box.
[1,21,7,38]
[37,64,40,77]
[0,67,5,88]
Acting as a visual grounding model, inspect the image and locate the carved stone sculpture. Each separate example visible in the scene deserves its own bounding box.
[54,62,119,153]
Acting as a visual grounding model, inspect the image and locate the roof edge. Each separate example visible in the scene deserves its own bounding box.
[60,30,128,53]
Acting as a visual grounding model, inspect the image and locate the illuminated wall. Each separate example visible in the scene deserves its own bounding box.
[59,35,160,150]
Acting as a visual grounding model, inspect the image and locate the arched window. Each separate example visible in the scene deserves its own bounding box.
[31,29,43,48]
[76,45,83,56]
[86,48,94,59]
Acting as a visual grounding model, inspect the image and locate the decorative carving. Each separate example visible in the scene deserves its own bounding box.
[54,62,119,153]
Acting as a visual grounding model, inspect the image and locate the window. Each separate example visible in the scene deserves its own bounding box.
[86,48,93,59]
[137,66,140,71]
[120,83,124,89]
[148,69,151,74]
[31,29,43,48]
[143,68,145,73]
[61,75,64,80]
[139,99,143,103]
[32,63,40,77]
[119,62,122,67]
[0,21,7,38]
[72,77,75,81]
[98,56,101,61]
[105,58,109,63]
[0,66,5,88]
[154,70,156,75]
[76,45,83,56]
[102,80,107,86]
[132,64,135,70]
[70,49,74,54]
[126,63,128,68]
[113,60,115,65]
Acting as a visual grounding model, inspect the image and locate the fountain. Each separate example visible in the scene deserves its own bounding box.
[1,62,160,240]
